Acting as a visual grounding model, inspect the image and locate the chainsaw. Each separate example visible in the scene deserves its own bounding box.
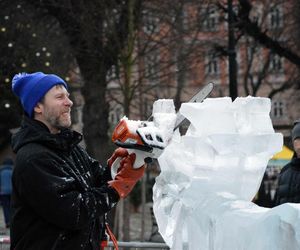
[110,83,214,178]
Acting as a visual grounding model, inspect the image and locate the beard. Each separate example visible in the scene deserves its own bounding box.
[43,106,72,131]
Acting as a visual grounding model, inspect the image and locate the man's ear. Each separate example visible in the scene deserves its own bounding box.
[34,102,43,115]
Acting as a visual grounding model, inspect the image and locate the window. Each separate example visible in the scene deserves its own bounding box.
[246,43,264,71]
[272,100,284,118]
[106,65,118,81]
[268,6,283,29]
[142,98,152,119]
[143,10,160,34]
[250,3,263,25]
[205,54,219,75]
[109,106,123,125]
[223,4,239,31]
[182,8,190,31]
[269,53,284,73]
[247,46,256,59]
[145,51,160,84]
[202,6,219,32]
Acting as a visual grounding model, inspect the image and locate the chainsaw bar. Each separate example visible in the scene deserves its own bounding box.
[173,82,214,130]
[112,82,214,151]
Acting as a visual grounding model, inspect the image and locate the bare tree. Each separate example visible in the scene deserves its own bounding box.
[106,0,215,241]
[23,0,143,164]
[212,0,300,99]
[236,0,300,67]
[107,0,216,122]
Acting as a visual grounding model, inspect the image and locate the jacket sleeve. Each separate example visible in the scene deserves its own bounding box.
[77,145,113,185]
[14,153,119,230]
[274,164,290,206]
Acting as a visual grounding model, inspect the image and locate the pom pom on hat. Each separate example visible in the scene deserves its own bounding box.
[12,72,68,117]
[292,119,300,141]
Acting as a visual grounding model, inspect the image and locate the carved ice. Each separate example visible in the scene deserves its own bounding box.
[153,97,300,250]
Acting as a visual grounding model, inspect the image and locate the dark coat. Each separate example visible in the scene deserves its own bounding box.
[275,155,300,206]
[10,117,119,250]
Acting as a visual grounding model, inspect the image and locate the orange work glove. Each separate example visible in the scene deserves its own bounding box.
[107,148,129,168]
[108,153,145,198]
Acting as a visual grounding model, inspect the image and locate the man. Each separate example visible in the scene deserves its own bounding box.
[10,72,145,249]
[275,120,300,205]
[0,158,13,228]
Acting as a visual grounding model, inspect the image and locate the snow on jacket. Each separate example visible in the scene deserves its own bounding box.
[10,117,119,250]
[275,155,300,205]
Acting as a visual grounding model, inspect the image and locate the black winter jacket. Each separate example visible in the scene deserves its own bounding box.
[275,155,300,206]
[10,117,119,250]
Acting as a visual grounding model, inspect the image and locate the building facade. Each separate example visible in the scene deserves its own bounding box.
[106,0,300,143]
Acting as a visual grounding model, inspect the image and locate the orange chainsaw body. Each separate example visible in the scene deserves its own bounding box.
[112,119,144,146]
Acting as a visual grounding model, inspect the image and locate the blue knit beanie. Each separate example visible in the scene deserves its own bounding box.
[12,72,68,117]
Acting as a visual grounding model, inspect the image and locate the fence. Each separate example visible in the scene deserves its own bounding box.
[0,237,9,250]
[0,237,169,250]
[106,241,169,249]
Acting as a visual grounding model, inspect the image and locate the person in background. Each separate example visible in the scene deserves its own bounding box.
[10,72,145,250]
[275,120,300,205]
[0,158,13,228]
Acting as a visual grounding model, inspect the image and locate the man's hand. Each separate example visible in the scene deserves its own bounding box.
[107,148,128,169]
[108,153,145,198]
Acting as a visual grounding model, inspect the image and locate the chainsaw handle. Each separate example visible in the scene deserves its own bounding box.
[110,149,148,179]
[111,157,121,180]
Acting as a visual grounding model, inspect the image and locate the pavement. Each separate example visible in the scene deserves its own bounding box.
[130,202,164,242]
[0,204,157,240]
[0,207,9,235]
[0,207,10,250]
[128,203,167,250]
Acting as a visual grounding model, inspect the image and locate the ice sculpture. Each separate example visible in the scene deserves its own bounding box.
[153,97,300,250]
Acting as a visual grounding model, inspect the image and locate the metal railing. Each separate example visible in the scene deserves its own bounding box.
[0,237,10,250]
[106,241,169,249]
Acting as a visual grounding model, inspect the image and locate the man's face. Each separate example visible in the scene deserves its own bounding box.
[293,138,300,158]
[35,85,73,133]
